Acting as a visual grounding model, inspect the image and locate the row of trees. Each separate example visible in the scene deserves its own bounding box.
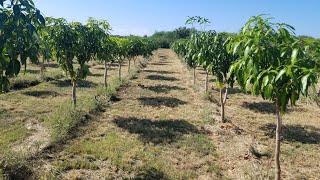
[1,0,157,107]
[172,15,319,180]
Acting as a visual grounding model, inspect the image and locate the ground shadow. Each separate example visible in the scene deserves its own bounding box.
[45,63,59,68]
[113,117,200,144]
[152,62,171,66]
[260,123,320,144]
[22,90,60,98]
[144,70,176,74]
[11,80,40,90]
[25,69,40,74]
[93,66,117,70]
[134,167,169,180]
[140,85,186,94]
[51,79,97,88]
[138,96,187,108]
[89,73,104,77]
[146,75,179,82]
[241,102,276,114]
[212,87,243,95]
[241,101,302,114]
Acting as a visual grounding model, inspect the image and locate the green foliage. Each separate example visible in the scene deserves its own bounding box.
[150,27,195,48]
[229,15,319,112]
[0,0,45,92]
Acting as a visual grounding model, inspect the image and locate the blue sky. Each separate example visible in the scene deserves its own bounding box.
[34,0,320,37]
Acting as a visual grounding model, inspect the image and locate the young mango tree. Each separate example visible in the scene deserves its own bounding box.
[48,18,93,106]
[197,31,235,122]
[86,18,112,88]
[111,37,129,80]
[0,0,45,92]
[185,33,200,85]
[230,16,319,180]
[127,37,144,72]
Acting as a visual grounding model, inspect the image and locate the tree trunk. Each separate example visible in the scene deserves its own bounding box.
[134,58,136,65]
[205,71,209,92]
[193,67,196,85]
[41,57,47,78]
[128,59,131,73]
[104,61,108,88]
[220,87,228,123]
[72,80,77,107]
[118,62,122,80]
[275,99,282,180]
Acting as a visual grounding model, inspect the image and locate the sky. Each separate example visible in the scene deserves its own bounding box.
[33,0,320,38]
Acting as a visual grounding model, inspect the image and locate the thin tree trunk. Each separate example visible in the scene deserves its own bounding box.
[205,70,209,92]
[72,80,77,107]
[220,87,228,123]
[134,57,136,65]
[40,58,46,78]
[275,99,282,180]
[118,62,122,80]
[128,59,131,73]
[193,67,196,85]
[104,61,108,88]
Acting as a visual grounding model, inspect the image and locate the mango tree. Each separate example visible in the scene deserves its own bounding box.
[230,16,319,180]
[112,37,129,80]
[185,33,200,85]
[47,19,92,106]
[86,18,112,88]
[127,37,144,72]
[38,22,52,77]
[0,0,45,92]
[196,31,235,122]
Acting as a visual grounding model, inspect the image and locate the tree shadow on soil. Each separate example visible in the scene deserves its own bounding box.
[51,79,97,88]
[260,123,320,144]
[144,70,176,74]
[134,167,169,180]
[113,117,200,144]
[241,101,305,114]
[89,73,104,77]
[152,62,171,66]
[45,63,59,68]
[241,102,276,114]
[25,69,40,74]
[212,87,243,95]
[146,75,179,82]
[138,96,187,108]
[140,85,186,94]
[22,90,60,98]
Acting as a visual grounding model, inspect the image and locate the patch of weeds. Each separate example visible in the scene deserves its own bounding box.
[176,134,216,156]
[96,77,129,102]
[45,102,85,143]
[0,152,32,180]
[134,167,169,180]
[0,123,29,154]
[207,163,223,176]
[9,69,64,91]
[201,107,215,125]
[54,158,99,172]
[67,132,143,171]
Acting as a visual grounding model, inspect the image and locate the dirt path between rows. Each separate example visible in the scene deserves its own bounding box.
[29,49,223,179]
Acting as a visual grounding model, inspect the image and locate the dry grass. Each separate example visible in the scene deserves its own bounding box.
[0,58,142,178]
[1,50,319,179]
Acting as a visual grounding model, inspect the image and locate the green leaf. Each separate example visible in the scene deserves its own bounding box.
[301,74,310,94]
[291,48,298,63]
[244,46,250,59]
[275,69,286,82]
